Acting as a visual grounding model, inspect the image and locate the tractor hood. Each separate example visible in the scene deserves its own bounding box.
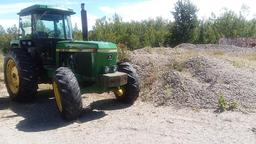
[55,40,118,80]
[56,41,117,52]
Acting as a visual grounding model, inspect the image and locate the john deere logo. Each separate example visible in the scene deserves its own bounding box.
[107,54,112,60]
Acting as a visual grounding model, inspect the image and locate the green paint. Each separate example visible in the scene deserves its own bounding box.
[55,40,118,81]
[56,40,117,50]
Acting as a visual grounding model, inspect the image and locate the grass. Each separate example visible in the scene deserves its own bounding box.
[243,53,256,61]
[230,59,245,68]
[207,50,256,69]
[218,94,228,112]
[212,51,225,56]
[169,60,186,72]
[217,93,239,112]
[228,100,239,111]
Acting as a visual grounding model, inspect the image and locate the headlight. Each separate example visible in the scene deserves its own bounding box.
[27,41,32,46]
[22,41,26,45]
[104,66,110,73]
[112,65,117,72]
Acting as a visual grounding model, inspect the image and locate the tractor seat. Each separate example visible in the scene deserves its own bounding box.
[34,31,49,39]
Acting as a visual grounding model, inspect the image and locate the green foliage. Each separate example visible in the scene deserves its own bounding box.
[0,25,18,51]
[73,23,83,40]
[169,0,198,46]
[218,94,239,112]
[89,14,169,50]
[218,94,228,111]
[193,8,256,44]
[214,10,246,38]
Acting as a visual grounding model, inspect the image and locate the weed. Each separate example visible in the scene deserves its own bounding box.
[231,60,244,68]
[212,51,224,56]
[218,94,228,112]
[170,60,186,72]
[228,100,239,111]
[117,43,129,61]
[217,94,239,112]
[194,60,205,69]
[244,53,256,61]
[173,62,185,72]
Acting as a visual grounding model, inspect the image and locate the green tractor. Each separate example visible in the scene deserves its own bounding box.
[4,4,139,120]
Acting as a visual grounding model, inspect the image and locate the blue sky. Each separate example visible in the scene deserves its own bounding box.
[0,0,256,30]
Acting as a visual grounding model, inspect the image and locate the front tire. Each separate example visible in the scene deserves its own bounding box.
[114,62,140,104]
[53,67,82,121]
[4,49,38,102]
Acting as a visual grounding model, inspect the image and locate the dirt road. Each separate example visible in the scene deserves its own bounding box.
[0,90,256,144]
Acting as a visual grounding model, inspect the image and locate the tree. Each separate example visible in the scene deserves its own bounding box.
[0,25,6,35]
[169,0,198,46]
[89,14,169,50]
[73,23,82,40]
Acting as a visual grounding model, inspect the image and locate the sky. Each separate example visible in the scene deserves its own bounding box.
[0,0,256,30]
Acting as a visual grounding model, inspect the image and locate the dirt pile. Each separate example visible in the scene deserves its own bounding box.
[129,45,256,110]
[219,37,256,48]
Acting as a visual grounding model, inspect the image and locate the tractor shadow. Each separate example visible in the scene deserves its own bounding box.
[0,97,11,110]
[0,90,130,132]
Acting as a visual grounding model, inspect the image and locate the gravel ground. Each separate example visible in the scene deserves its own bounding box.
[0,92,256,144]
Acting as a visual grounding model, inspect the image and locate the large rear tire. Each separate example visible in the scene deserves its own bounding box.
[114,62,140,104]
[4,49,38,102]
[53,67,82,121]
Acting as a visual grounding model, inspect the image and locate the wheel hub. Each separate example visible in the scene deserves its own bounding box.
[6,59,19,94]
[53,81,63,112]
[114,87,125,97]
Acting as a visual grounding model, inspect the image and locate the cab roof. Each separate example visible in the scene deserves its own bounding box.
[18,4,76,16]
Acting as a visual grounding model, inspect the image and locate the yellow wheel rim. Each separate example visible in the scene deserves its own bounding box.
[6,59,20,94]
[114,87,126,97]
[53,81,63,112]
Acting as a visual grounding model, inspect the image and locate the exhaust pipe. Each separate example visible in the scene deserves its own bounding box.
[81,3,88,41]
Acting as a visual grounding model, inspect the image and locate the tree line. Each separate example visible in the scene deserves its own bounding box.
[1,0,256,50]
[79,0,256,49]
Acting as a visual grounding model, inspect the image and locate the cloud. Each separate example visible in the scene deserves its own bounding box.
[0,1,97,30]
[0,2,36,15]
[0,19,18,28]
[98,0,256,22]
[99,6,116,14]
[191,0,256,19]
[99,0,173,22]
[71,14,98,30]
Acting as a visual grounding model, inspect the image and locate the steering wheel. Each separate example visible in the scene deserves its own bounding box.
[48,30,56,38]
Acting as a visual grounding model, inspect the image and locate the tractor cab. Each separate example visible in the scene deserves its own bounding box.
[14,5,75,65]
[18,5,74,40]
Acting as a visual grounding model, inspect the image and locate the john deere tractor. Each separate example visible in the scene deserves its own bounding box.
[4,4,139,120]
